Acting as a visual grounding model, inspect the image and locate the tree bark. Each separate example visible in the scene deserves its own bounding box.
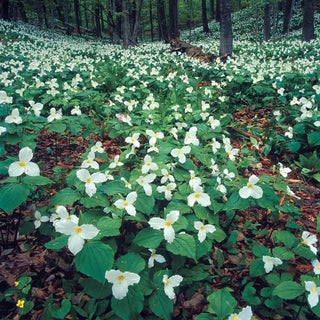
[157,0,169,42]
[150,0,154,41]
[74,0,81,34]
[84,0,89,28]
[17,0,27,22]
[114,0,122,43]
[95,6,101,37]
[272,0,278,41]
[42,0,49,28]
[209,0,214,20]
[216,0,221,22]
[53,0,65,27]
[302,0,315,42]
[1,0,10,20]
[264,0,271,41]
[63,1,72,35]
[219,0,232,56]
[169,0,179,39]
[100,4,105,32]
[202,0,210,33]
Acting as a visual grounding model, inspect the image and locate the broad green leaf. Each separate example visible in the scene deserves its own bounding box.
[50,300,71,319]
[135,192,155,215]
[45,235,69,250]
[252,245,270,257]
[111,286,143,320]
[74,241,114,283]
[20,301,34,316]
[308,132,320,146]
[80,192,110,208]
[211,228,226,243]
[149,289,173,320]
[166,233,196,260]
[273,230,299,248]
[265,273,281,285]
[273,246,294,260]
[116,253,145,273]
[207,289,237,319]
[48,122,66,133]
[81,278,111,299]
[0,183,30,213]
[22,176,53,186]
[19,221,35,235]
[133,228,164,248]
[249,258,265,277]
[100,180,127,195]
[273,281,304,299]
[96,216,122,238]
[293,244,317,260]
[50,188,81,206]
[195,314,215,320]
[224,192,249,211]
[242,282,261,306]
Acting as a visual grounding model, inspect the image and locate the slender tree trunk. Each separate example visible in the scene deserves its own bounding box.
[49,0,55,29]
[169,0,179,39]
[17,0,27,22]
[53,0,65,27]
[272,0,278,40]
[122,0,130,47]
[114,0,122,43]
[209,0,214,20]
[95,6,101,37]
[216,0,221,22]
[74,0,81,34]
[219,0,232,56]
[188,0,193,42]
[157,0,169,42]
[302,0,315,41]
[150,0,154,41]
[42,0,49,28]
[63,1,72,35]
[264,0,271,41]
[131,0,144,44]
[1,0,10,20]
[202,0,209,33]
[100,4,105,32]
[84,1,89,28]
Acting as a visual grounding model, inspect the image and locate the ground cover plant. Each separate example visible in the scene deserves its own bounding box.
[1,11,320,320]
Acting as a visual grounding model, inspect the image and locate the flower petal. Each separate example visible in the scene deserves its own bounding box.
[68,234,85,255]
[19,147,33,162]
[79,224,99,239]
[149,217,165,229]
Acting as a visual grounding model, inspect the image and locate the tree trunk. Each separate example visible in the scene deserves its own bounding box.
[157,0,169,42]
[53,0,65,27]
[74,0,81,34]
[264,0,271,41]
[114,0,122,43]
[95,6,101,37]
[49,0,55,29]
[131,0,144,44]
[219,0,232,56]
[17,0,27,22]
[302,0,315,42]
[209,0,214,20]
[202,0,210,33]
[272,0,278,40]
[1,0,10,20]
[42,0,49,28]
[169,0,179,39]
[84,1,89,28]
[100,4,105,32]
[150,0,154,41]
[63,1,72,35]
[216,0,221,22]
[238,0,241,11]
[188,0,193,42]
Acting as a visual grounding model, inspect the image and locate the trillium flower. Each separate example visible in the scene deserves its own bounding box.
[211,138,221,153]
[188,185,211,207]
[28,101,43,116]
[189,170,202,189]
[146,129,164,146]
[141,155,158,174]
[8,147,40,177]
[278,163,291,178]
[136,174,156,196]
[34,211,49,229]
[286,186,301,200]
[55,215,99,255]
[125,133,140,148]
[160,169,175,184]
[171,146,191,163]
[109,155,124,169]
[301,231,318,254]
[76,169,107,197]
[284,126,293,139]
[312,260,320,275]
[239,175,263,199]
[216,177,227,194]
[5,108,22,124]
[305,281,320,308]
[0,126,7,136]
[47,108,62,122]
[114,191,137,216]
[50,205,78,225]
[149,210,179,243]
[157,183,176,200]
[184,127,199,146]
[163,274,183,299]
[91,141,104,153]
[228,306,253,320]
[105,269,140,300]
[223,169,235,180]
[148,249,166,268]
[225,144,239,161]
[81,152,99,169]
[121,177,131,189]
[262,255,283,273]
[207,116,220,130]
[0,90,13,103]
[194,221,216,242]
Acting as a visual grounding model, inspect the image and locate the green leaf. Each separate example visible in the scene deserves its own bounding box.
[273,246,294,260]
[20,301,34,316]
[166,233,196,260]
[50,300,71,319]
[252,245,270,257]
[81,278,111,299]
[50,188,81,206]
[45,235,69,250]
[19,221,35,235]
[48,122,66,133]
[308,132,320,146]
[116,253,145,273]
[288,141,301,152]
[100,180,127,195]
[211,228,226,243]
[0,183,30,213]
[207,289,237,319]
[22,176,53,185]
[80,192,110,208]
[293,244,317,260]
[195,314,215,320]
[74,242,114,283]
[149,289,173,320]
[249,258,265,277]
[273,281,304,299]
[135,192,155,215]
[224,192,249,211]
[273,230,299,248]
[242,282,261,306]
[96,216,122,238]
[111,286,143,320]
[265,273,280,285]
[133,228,164,248]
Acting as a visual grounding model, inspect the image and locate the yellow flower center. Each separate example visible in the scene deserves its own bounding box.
[268,258,272,262]
[141,179,144,184]
[317,266,320,270]
[234,317,239,320]
[200,226,205,230]
[247,184,253,189]
[165,221,171,227]
[131,138,135,142]
[16,300,24,308]
[178,150,182,154]
[75,227,82,234]
[2,97,6,100]
[13,116,17,120]
[165,279,170,286]
[66,216,71,220]
[304,240,309,245]
[166,186,170,191]
[312,287,317,292]
[87,160,90,163]
[154,134,157,138]
[124,201,128,207]
[151,253,155,257]
[195,193,200,199]
[19,161,26,168]
[228,151,232,155]
[147,162,151,166]
[86,177,92,183]
[117,275,124,282]
[115,161,119,165]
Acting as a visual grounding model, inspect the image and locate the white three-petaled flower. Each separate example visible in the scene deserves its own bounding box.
[171,146,191,164]
[157,183,176,200]
[109,155,124,169]
[148,249,166,268]
[239,175,263,199]
[105,269,140,300]
[194,221,216,242]
[163,274,183,299]
[76,169,107,197]
[5,108,22,124]
[187,185,211,207]
[262,255,283,273]
[146,129,164,146]
[141,155,158,174]
[81,152,99,169]
[125,133,140,148]
[114,191,137,216]
[184,127,199,146]
[305,281,320,308]
[34,211,49,229]
[301,231,318,254]
[149,210,179,243]
[8,147,40,177]
[136,174,156,196]
[228,306,253,320]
